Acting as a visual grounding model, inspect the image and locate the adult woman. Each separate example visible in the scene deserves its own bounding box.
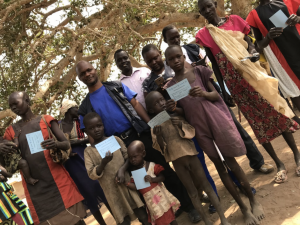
[59,99,110,225]
[1,91,85,225]
[196,0,300,184]
[246,0,300,111]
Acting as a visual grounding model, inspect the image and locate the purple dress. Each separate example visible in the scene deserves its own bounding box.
[167,66,246,159]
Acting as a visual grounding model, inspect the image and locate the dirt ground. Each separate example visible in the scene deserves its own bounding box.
[85,107,300,225]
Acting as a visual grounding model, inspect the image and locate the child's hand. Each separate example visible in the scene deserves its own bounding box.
[102,151,113,165]
[153,125,162,136]
[166,99,177,112]
[189,86,207,98]
[144,175,153,183]
[170,117,181,127]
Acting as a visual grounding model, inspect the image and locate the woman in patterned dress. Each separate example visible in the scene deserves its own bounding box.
[196,0,300,183]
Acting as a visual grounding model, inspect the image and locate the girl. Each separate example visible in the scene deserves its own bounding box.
[126,140,180,225]
[165,45,264,225]
[196,0,300,184]
[144,91,230,225]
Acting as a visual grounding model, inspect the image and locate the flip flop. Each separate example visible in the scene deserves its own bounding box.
[296,166,300,177]
[274,170,288,183]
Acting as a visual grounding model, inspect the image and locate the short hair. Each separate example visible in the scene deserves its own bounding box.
[145,91,163,111]
[162,25,176,41]
[141,44,159,58]
[76,60,93,75]
[114,49,128,60]
[83,112,102,127]
[165,45,183,59]
[9,91,30,104]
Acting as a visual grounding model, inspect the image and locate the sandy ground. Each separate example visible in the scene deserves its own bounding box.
[84,107,300,225]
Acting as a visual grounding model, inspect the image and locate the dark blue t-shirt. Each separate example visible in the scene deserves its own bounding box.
[80,84,137,136]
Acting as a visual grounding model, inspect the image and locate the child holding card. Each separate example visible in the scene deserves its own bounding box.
[83,112,150,225]
[126,140,180,225]
[165,45,264,225]
[145,91,230,225]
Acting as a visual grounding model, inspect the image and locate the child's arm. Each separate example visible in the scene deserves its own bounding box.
[0,165,12,178]
[144,173,165,183]
[84,148,112,180]
[125,180,137,191]
[153,125,165,152]
[96,152,113,176]
[189,81,219,102]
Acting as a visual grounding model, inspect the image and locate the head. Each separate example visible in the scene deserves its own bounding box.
[142,44,164,73]
[76,61,99,87]
[145,91,166,115]
[8,91,31,116]
[162,25,181,46]
[83,112,104,141]
[127,140,146,166]
[114,49,132,74]
[60,99,78,118]
[165,45,185,72]
[198,0,218,22]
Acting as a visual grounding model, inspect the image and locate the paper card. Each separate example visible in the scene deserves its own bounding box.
[26,131,45,154]
[269,9,288,29]
[95,136,121,158]
[131,168,151,190]
[148,111,171,128]
[166,78,192,102]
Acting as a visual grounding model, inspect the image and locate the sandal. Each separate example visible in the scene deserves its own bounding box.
[274,170,288,183]
[296,166,300,177]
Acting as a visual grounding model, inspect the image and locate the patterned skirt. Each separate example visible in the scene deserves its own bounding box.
[215,52,299,144]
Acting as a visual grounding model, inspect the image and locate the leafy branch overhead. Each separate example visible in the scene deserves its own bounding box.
[0,0,253,134]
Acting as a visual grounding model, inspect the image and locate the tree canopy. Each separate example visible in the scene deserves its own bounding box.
[0,0,254,134]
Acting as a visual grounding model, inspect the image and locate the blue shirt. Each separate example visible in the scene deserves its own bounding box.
[80,84,137,136]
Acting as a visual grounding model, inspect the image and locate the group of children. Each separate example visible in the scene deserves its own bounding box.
[1,45,265,225]
[80,45,264,225]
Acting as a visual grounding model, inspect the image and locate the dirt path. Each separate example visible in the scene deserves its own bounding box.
[85,107,300,225]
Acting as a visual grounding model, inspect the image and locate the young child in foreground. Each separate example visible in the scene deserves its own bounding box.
[82,112,150,225]
[0,136,38,185]
[164,45,264,225]
[125,140,180,225]
[145,91,230,225]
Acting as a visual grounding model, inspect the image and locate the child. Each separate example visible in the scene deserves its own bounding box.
[0,136,38,185]
[145,91,230,225]
[82,112,150,225]
[126,140,180,225]
[164,45,264,225]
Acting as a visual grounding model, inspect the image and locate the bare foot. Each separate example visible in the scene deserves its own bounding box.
[251,202,265,221]
[27,178,39,185]
[242,208,260,225]
[221,221,231,225]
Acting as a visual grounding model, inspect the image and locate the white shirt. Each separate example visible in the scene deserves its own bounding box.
[119,67,151,108]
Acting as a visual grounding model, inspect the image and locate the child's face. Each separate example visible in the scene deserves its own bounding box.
[149,92,167,115]
[128,148,144,166]
[85,117,104,141]
[166,47,185,72]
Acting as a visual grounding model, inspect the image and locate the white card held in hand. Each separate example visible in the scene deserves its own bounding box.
[26,131,45,154]
[269,9,288,29]
[131,167,151,190]
[148,111,171,128]
[167,78,192,102]
[95,136,121,158]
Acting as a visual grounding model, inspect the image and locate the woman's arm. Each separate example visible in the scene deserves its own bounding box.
[41,121,70,150]
[252,26,283,50]
[126,182,137,191]
[70,138,89,146]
